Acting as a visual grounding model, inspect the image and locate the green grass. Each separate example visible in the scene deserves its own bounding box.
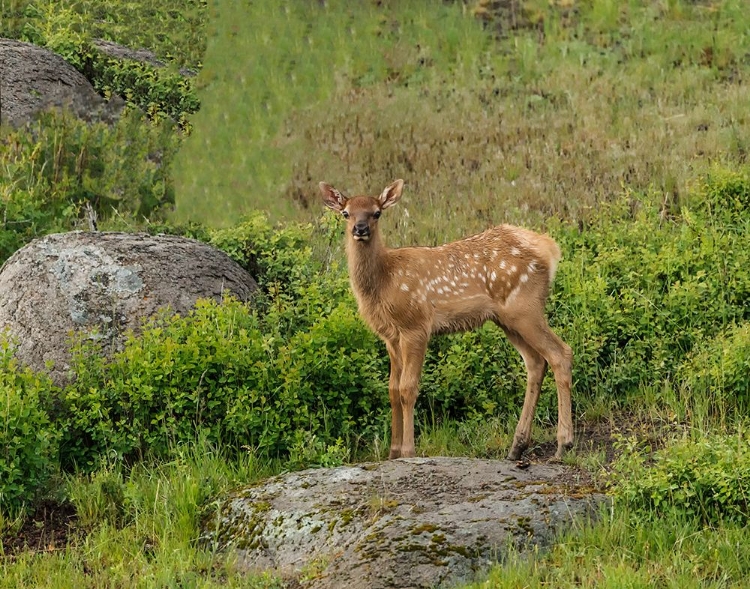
[3,425,748,588]
[176,0,750,239]
[173,0,497,224]
[464,510,750,589]
[1,439,282,589]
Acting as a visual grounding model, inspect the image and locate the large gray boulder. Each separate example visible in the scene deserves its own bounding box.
[205,457,603,589]
[0,232,257,383]
[0,38,124,127]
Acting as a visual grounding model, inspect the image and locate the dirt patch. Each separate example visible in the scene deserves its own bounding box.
[1,500,78,556]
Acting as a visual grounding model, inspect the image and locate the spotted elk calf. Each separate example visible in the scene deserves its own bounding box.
[319,179,573,461]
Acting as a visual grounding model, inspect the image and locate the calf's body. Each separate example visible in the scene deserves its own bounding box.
[320,180,573,460]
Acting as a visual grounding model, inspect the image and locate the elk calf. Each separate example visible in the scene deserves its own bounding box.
[320,179,573,460]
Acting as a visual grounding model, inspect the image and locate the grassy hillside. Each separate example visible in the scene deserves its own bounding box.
[176,0,749,241]
[1,1,750,588]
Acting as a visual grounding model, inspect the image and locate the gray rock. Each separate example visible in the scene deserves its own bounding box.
[205,457,603,589]
[92,39,197,77]
[0,232,257,383]
[0,38,124,127]
[93,39,166,68]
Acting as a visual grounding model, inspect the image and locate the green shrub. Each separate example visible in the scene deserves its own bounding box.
[57,296,388,469]
[0,340,59,514]
[0,110,179,263]
[208,212,316,287]
[419,325,527,422]
[678,322,750,414]
[18,0,201,128]
[83,56,200,130]
[287,431,351,470]
[550,190,750,406]
[693,166,750,229]
[610,433,750,526]
[58,298,264,468]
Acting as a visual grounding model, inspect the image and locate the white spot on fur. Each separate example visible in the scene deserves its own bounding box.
[490,271,497,282]
[511,247,520,256]
[500,260,507,269]
[509,265,517,274]
[400,283,410,292]
[520,273,529,283]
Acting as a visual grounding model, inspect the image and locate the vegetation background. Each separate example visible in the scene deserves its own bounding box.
[1,0,749,587]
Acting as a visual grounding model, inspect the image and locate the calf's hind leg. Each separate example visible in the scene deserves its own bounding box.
[502,327,548,461]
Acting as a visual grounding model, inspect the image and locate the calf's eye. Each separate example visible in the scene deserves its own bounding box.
[342,211,350,219]
[373,211,381,219]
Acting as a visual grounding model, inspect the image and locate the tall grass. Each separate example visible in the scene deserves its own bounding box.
[176,0,750,237]
[174,0,494,223]
[1,439,281,589]
[463,509,750,588]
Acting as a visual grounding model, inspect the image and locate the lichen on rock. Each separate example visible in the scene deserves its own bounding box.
[204,457,604,589]
[0,231,258,384]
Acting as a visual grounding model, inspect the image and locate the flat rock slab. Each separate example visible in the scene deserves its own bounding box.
[206,457,603,589]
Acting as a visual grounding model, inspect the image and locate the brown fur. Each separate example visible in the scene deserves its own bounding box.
[320,180,573,460]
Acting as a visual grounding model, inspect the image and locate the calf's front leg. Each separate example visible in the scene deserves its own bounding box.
[397,332,429,459]
[385,338,404,459]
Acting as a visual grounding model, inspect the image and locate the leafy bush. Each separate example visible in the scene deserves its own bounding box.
[549,179,750,408]
[0,110,179,264]
[678,321,750,414]
[0,340,59,514]
[693,166,750,229]
[419,325,527,422]
[83,56,200,129]
[18,0,200,128]
[208,212,317,287]
[610,433,750,526]
[56,296,388,469]
[287,431,351,470]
